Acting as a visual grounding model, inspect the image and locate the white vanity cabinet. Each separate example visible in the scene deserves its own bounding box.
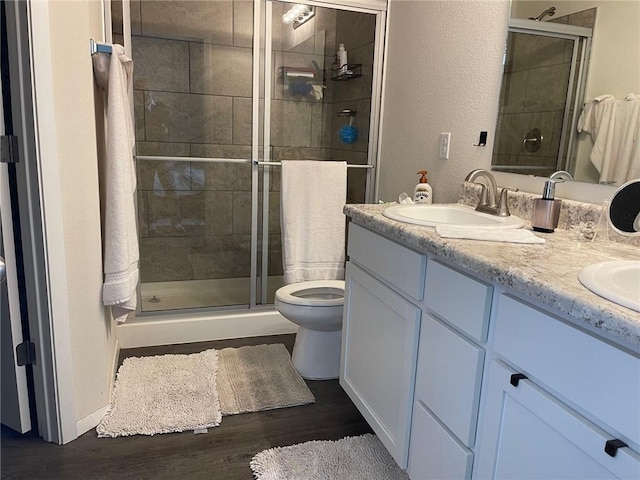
[475,295,640,479]
[341,221,640,480]
[341,224,425,468]
[408,260,492,480]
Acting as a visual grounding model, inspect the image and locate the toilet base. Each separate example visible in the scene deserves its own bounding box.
[292,327,342,380]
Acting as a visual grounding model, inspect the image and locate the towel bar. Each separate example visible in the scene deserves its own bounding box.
[90,39,112,55]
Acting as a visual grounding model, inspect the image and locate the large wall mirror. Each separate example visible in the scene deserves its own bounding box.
[491,1,639,187]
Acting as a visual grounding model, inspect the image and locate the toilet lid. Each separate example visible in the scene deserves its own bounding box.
[275,280,345,307]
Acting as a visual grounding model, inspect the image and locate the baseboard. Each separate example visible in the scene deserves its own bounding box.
[117,309,297,349]
[75,405,109,437]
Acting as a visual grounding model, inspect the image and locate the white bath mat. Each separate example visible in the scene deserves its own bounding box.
[250,434,409,480]
[97,349,221,437]
[217,343,315,415]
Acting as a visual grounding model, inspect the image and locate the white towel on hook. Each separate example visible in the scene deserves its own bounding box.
[93,45,139,323]
[280,161,347,284]
[578,94,616,177]
[611,94,640,184]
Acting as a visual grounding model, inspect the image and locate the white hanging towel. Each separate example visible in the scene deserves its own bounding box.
[611,94,640,185]
[93,45,139,323]
[280,161,347,284]
[577,94,616,179]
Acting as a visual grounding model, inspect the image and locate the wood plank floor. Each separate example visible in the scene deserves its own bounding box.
[1,335,372,479]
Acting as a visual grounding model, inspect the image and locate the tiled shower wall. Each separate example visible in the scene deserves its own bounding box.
[113,1,375,284]
[493,8,596,176]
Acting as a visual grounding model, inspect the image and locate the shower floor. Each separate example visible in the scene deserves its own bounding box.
[140,276,285,312]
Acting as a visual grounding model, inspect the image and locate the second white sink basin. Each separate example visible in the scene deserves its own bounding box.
[578,260,640,312]
[382,203,525,229]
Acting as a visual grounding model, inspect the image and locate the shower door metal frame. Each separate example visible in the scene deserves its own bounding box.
[493,19,592,174]
[118,0,387,316]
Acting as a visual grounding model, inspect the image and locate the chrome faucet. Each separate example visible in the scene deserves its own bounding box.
[464,169,517,217]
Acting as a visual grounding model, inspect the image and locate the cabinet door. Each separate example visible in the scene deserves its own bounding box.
[341,262,421,469]
[475,361,640,480]
[415,313,484,448]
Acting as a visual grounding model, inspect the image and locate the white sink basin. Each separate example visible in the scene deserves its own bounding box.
[578,260,640,312]
[382,203,525,229]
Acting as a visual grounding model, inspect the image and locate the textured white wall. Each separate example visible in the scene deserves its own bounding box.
[47,1,117,424]
[378,0,510,203]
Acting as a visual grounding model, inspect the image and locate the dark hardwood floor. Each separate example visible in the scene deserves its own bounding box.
[1,335,372,479]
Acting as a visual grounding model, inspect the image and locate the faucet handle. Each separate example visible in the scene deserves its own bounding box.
[497,187,519,217]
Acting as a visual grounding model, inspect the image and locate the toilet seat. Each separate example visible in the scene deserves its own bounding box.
[275,280,345,307]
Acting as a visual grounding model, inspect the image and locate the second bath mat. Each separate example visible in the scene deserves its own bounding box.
[218,343,315,415]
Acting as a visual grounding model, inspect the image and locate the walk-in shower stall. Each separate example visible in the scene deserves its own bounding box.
[110,0,386,337]
[492,14,592,177]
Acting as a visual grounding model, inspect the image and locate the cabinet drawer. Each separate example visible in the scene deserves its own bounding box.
[423,259,492,342]
[415,314,485,447]
[408,400,473,480]
[484,361,640,480]
[348,223,426,300]
[494,295,640,447]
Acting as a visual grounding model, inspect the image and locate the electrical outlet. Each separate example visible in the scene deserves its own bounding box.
[439,132,451,160]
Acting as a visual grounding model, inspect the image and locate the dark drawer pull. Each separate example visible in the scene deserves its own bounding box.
[605,439,627,457]
[510,373,527,387]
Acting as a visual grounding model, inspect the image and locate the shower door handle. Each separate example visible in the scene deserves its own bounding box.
[522,128,543,152]
[0,257,5,284]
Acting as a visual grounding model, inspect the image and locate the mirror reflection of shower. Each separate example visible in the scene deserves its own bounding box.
[529,6,556,21]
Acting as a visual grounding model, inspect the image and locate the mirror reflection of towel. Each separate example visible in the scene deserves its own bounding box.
[578,94,640,184]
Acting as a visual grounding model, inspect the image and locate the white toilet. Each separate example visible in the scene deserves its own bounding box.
[275,280,345,380]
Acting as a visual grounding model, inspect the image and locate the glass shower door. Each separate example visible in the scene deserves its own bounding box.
[113,0,383,313]
[258,1,379,304]
[115,0,260,312]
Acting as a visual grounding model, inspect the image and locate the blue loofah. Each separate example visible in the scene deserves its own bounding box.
[339,125,358,144]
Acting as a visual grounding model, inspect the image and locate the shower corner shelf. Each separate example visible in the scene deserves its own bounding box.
[330,64,362,81]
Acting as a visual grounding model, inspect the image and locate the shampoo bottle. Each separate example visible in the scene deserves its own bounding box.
[414,170,433,204]
[337,44,348,74]
[532,179,563,232]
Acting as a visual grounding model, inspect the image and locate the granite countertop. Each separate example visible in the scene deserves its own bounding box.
[344,203,640,350]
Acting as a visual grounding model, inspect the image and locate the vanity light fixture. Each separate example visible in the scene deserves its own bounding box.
[282,4,315,29]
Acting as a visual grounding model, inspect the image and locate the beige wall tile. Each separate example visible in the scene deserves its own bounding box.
[498,70,528,114]
[140,1,233,45]
[191,143,252,159]
[189,162,252,191]
[139,237,193,282]
[144,91,233,144]
[524,63,570,112]
[269,233,283,276]
[132,36,190,92]
[511,34,570,72]
[137,190,148,238]
[270,99,313,147]
[147,190,204,237]
[190,235,251,280]
[134,90,146,141]
[233,97,253,145]
[232,191,252,235]
[234,0,253,48]
[336,10,376,51]
[204,191,233,236]
[190,43,252,97]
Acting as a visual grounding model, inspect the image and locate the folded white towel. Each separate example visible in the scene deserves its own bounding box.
[281,161,347,284]
[93,45,139,323]
[436,226,545,244]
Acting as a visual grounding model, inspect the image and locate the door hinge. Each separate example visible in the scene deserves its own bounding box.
[16,341,36,366]
[1,135,20,164]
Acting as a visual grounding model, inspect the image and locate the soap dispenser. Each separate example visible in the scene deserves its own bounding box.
[532,179,563,232]
[414,170,433,204]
